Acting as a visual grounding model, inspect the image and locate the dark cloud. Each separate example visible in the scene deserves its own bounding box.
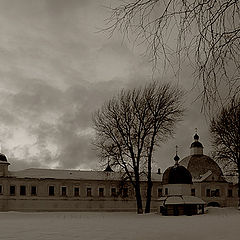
[0,0,215,173]
[0,76,128,170]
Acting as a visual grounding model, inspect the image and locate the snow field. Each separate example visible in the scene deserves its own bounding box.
[0,207,239,240]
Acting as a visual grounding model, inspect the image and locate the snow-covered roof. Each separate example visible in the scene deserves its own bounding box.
[193,170,212,182]
[162,195,205,205]
[182,196,205,204]
[8,168,163,182]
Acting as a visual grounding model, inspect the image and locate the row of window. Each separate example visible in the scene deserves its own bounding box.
[157,188,233,197]
[0,185,129,198]
[206,188,233,197]
[0,185,234,198]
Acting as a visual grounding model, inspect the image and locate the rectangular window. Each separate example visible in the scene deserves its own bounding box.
[61,186,67,196]
[49,186,55,196]
[20,186,26,196]
[0,185,2,194]
[87,188,92,197]
[191,188,195,196]
[165,188,168,196]
[74,187,80,197]
[31,186,37,196]
[228,189,233,197]
[158,188,163,197]
[206,189,210,197]
[215,189,220,197]
[111,188,117,197]
[123,188,128,197]
[99,188,104,197]
[10,185,15,196]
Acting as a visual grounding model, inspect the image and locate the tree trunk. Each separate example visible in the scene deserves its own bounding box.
[145,178,153,213]
[238,163,240,208]
[145,133,155,214]
[145,148,153,213]
[135,183,143,214]
[133,166,143,214]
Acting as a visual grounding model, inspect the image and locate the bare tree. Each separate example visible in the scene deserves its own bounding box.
[92,81,184,213]
[105,0,240,109]
[210,97,240,206]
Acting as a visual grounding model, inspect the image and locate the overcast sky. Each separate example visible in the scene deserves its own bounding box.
[0,0,212,172]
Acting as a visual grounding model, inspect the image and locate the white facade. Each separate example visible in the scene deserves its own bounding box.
[0,134,238,211]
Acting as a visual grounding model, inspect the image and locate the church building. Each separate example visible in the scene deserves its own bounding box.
[0,134,238,212]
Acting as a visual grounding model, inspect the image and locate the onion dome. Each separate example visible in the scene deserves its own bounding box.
[162,152,193,184]
[194,133,199,140]
[174,154,180,163]
[174,146,180,164]
[0,153,8,162]
[163,165,193,184]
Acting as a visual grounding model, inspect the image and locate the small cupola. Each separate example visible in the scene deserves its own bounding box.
[162,147,193,185]
[174,145,180,165]
[104,163,114,172]
[190,131,203,155]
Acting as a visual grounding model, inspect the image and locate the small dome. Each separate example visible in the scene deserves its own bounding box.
[194,133,199,140]
[190,133,204,153]
[163,165,192,184]
[0,153,8,162]
[174,155,180,162]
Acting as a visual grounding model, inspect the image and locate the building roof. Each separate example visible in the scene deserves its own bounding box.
[8,168,163,182]
[179,154,225,181]
[160,195,205,205]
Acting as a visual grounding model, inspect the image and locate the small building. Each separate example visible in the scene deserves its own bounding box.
[159,153,205,216]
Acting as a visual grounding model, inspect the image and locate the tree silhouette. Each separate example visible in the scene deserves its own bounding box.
[92,81,184,213]
[105,0,240,109]
[210,97,240,206]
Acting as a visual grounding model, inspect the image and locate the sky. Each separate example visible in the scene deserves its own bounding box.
[0,0,212,172]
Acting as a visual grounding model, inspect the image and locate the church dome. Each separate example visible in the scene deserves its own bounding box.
[163,165,193,184]
[0,153,8,162]
[179,155,223,180]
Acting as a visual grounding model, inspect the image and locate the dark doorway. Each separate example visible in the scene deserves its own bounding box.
[207,202,220,207]
[173,206,179,216]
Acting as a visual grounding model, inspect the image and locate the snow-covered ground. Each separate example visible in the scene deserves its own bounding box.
[0,207,239,240]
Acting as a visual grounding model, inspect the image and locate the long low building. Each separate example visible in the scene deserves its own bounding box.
[0,134,238,212]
